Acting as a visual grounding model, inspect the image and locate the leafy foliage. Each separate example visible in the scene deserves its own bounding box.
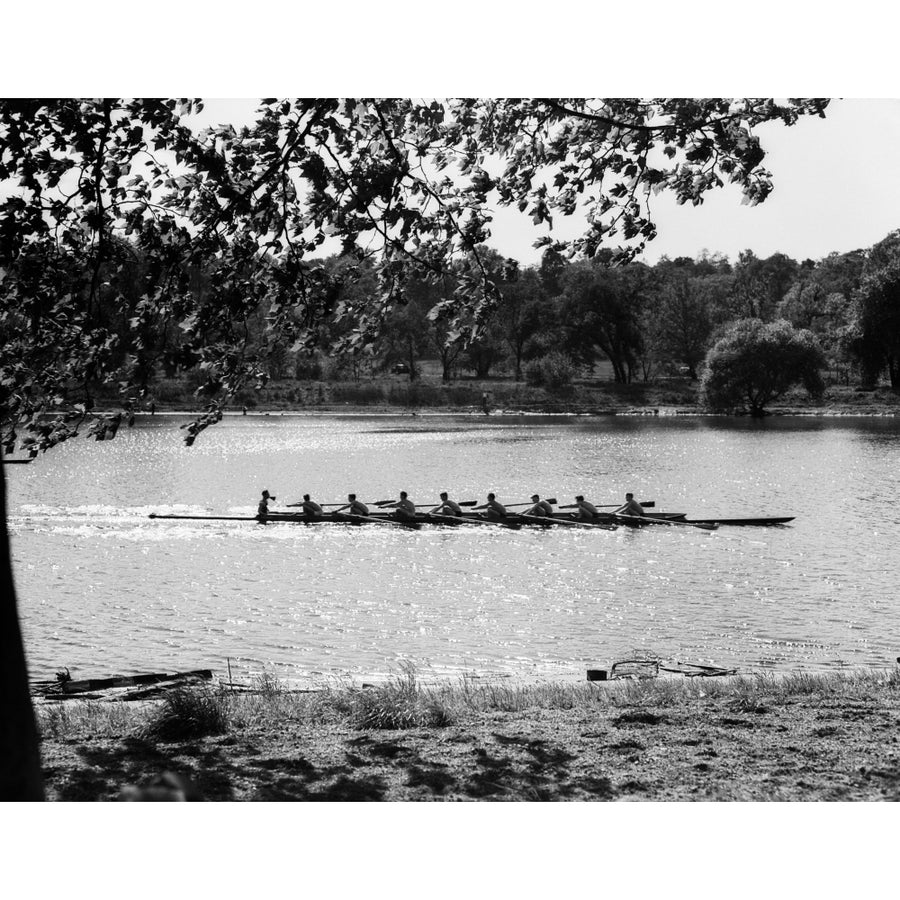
[557,260,649,383]
[700,319,826,415]
[852,256,900,387]
[1,97,829,453]
[524,351,576,389]
[645,273,713,379]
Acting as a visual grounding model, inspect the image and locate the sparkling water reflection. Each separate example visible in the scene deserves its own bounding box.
[7,413,900,683]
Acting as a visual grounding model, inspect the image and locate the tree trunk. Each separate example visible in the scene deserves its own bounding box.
[0,462,44,800]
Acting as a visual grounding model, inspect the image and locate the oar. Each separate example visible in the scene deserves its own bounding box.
[332,512,419,529]
[423,511,485,527]
[517,514,617,531]
[375,500,478,508]
[614,513,717,531]
[286,499,384,508]
[456,514,523,530]
[506,498,558,508]
[558,500,655,509]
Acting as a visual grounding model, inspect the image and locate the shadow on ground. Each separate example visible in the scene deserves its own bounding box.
[44,728,620,801]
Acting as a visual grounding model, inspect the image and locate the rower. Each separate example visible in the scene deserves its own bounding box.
[574,495,599,521]
[523,494,554,518]
[476,492,507,522]
[333,493,370,517]
[257,489,276,520]
[386,490,417,522]
[614,492,645,517]
[300,494,324,520]
[430,491,463,517]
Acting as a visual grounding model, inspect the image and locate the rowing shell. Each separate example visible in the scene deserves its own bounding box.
[147,512,423,529]
[681,517,795,527]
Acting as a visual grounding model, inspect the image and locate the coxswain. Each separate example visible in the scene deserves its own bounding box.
[476,492,507,521]
[300,494,324,520]
[333,493,370,517]
[523,494,554,518]
[615,492,645,518]
[574,495,599,521]
[430,491,463,517]
[386,490,417,522]
[257,489,276,520]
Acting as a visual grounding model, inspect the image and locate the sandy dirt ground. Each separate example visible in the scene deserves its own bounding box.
[39,689,900,801]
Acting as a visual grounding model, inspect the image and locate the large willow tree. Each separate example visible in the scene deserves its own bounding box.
[0,97,829,798]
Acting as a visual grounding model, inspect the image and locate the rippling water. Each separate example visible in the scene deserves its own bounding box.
[7,413,900,683]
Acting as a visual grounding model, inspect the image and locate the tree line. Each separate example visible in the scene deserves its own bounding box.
[13,230,890,404]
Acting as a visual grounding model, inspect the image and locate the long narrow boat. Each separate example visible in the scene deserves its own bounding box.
[147,512,423,529]
[147,511,791,530]
[681,516,795,527]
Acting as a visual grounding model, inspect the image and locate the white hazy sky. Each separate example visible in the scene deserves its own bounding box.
[193,97,900,266]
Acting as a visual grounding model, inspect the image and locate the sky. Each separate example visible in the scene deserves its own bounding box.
[191,97,900,267]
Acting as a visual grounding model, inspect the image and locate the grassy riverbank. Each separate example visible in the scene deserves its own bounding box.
[37,667,900,801]
[94,371,900,417]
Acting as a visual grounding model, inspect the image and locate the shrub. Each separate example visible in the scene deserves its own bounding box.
[346,664,453,730]
[700,318,826,416]
[330,383,385,404]
[525,351,576,389]
[387,383,444,406]
[141,688,229,741]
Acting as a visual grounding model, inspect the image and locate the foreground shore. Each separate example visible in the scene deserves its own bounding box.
[37,669,900,801]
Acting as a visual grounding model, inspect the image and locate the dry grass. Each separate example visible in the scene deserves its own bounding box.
[35,667,900,742]
[38,699,144,740]
[140,687,229,742]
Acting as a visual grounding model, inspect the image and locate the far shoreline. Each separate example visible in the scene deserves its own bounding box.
[107,404,900,419]
[79,371,900,423]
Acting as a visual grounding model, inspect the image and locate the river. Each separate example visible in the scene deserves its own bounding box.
[6,413,900,684]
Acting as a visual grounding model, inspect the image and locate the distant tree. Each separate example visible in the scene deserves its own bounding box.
[377,297,430,381]
[851,259,900,387]
[538,247,567,296]
[558,261,649,383]
[463,321,506,378]
[730,250,799,320]
[650,275,714,379]
[778,283,855,384]
[700,319,825,416]
[864,230,900,272]
[813,249,866,298]
[693,248,732,275]
[497,270,548,381]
